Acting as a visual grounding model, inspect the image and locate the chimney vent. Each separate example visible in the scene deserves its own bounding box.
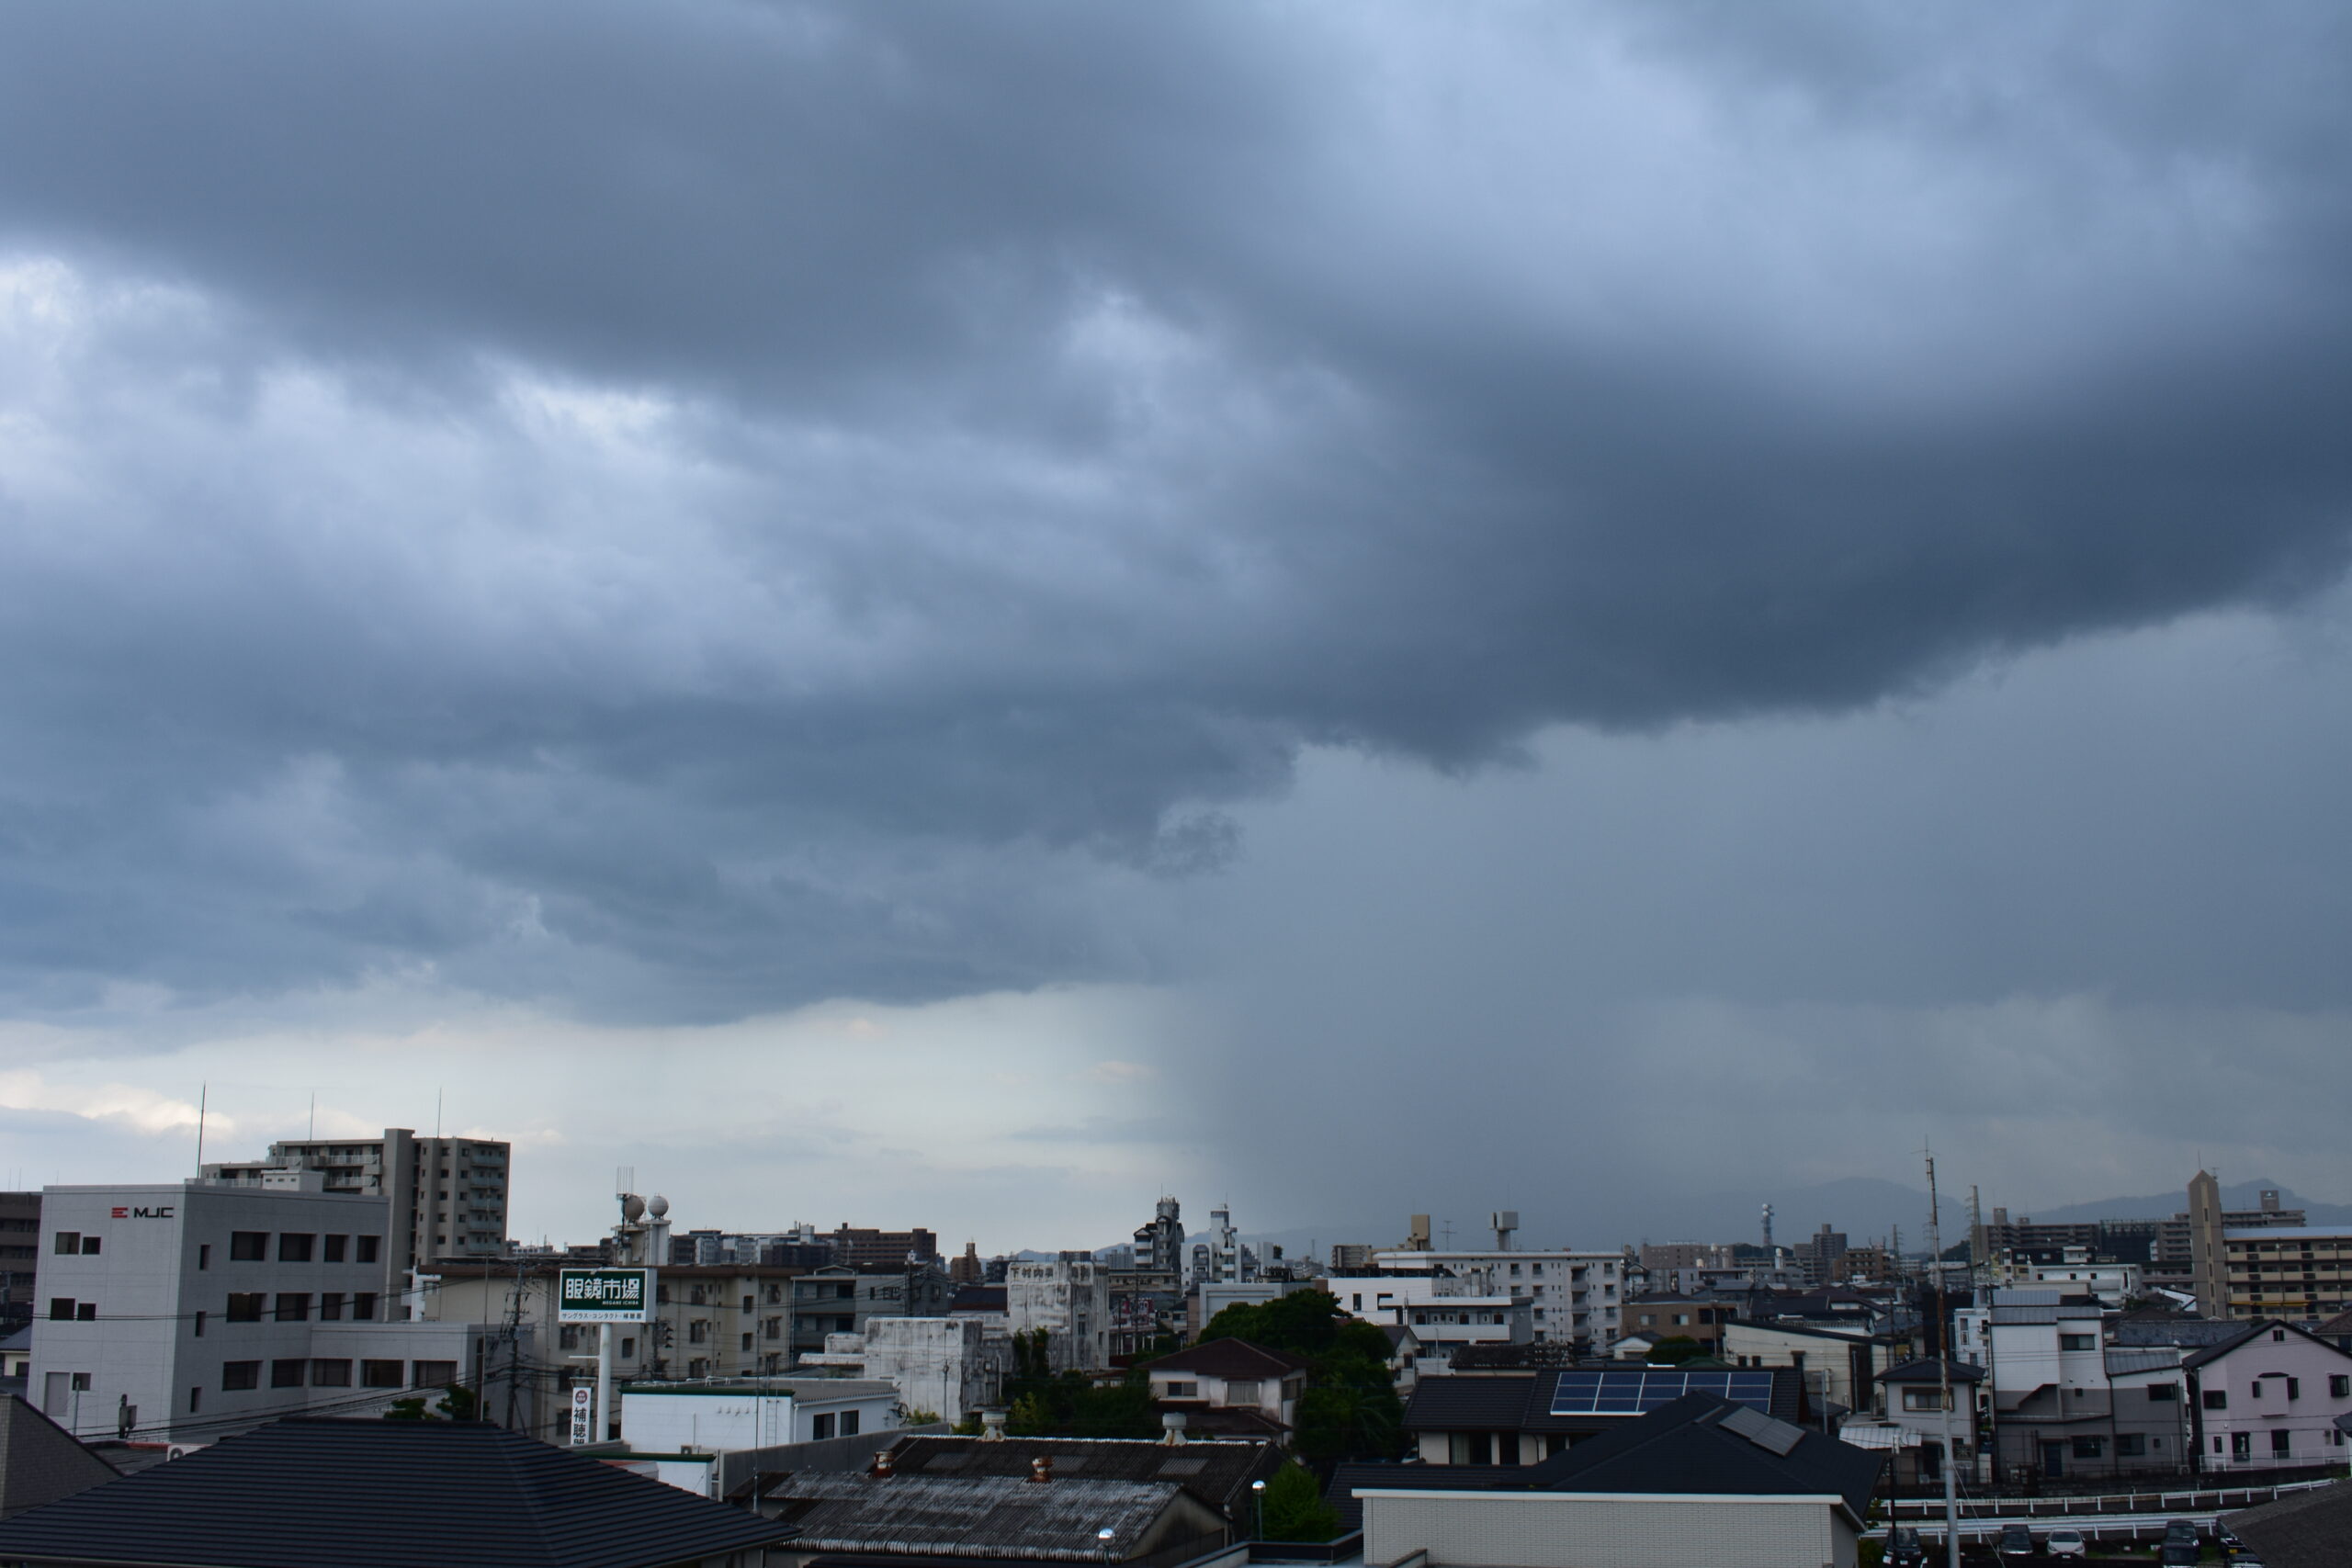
[1029,1455,1053,1484]
[1159,1411,1187,1446]
[979,1409,1007,1441]
[870,1449,895,1479]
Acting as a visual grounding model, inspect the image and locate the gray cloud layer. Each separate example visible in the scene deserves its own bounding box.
[0,2,2348,1019]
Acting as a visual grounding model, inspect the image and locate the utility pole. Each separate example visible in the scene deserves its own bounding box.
[1926,1150,1960,1568]
[504,1255,526,1430]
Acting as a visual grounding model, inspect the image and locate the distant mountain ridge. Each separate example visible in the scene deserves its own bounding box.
[2017,1179,2352,1228]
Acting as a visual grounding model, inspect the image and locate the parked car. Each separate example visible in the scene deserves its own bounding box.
[2042,1529,2086,1559]
[2159,1520,2201,1566]
[1997,1524,2037,1559]
[1887,1526,1928,1567]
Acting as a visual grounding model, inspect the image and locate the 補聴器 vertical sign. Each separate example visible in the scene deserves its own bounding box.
[571,1384,594,1444]
[557,1268,653,1323]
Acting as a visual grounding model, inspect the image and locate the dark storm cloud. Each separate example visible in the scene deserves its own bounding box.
[0,1,2348,1017]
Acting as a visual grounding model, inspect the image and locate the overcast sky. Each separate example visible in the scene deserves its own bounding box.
[2,2,2347,1255]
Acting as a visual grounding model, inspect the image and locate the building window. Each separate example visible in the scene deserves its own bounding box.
[1164,1381,1198,1397]
[221,1361,262,1391]
[741,1332,753,1353]
[318,1292,345,1321]
[688,1320,709,1344]
[842,1410,861,1437]
[1227,1380,1262,1403]
[198,1244,210,1270]
[189,1386,202,1414]
[559,1325,582,1350]
[620,1337,636,1359]
[324,1235,348,1263]
[2205,1390,2228,1410]
[230,1232,268,1262]
[2060,1334,2096,1352]
[52,1232,79,1256]
[311,1359,353,1388]
[1903,1389,1945,1412]
[356,1235,380,1263]
[2072,1437,2104,1459]
[413,1360,458,1387]
[2147,1383,2177,1402]
[226,1293,265,1323]
[270,1359,307,1388]
[47,1298,78,1321]
[351,1293,377,1321]
[2273,1428,2292,1456]
[2117,1434,2145,1457]
[362,1359,405,1388]
[278,1234,314,1263]
[275,1293,311,1322]
[2233,1432,2252,1460]
[2334,1375,2350,1398]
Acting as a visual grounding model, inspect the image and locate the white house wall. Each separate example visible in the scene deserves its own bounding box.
[1361,1489,1851,1568]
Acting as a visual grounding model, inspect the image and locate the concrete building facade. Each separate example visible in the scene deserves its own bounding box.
[1374,1248,1623,1352]
[202,1128,511,1294]
[1006,1256,1110,1371]
[29,1179,520,1443]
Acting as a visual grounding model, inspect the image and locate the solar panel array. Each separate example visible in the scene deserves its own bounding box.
[1548,1369,1776,1416]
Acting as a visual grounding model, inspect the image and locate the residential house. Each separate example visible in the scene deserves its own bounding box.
[0,1416,793,1567]
[1142,1339,1307,1439]
[1354,1392,1885,1568]
[1720,1317,1906,1416]
[1402,1366,1804,1467]
[1615,1295,1734,1356]
[2183,1319,2352,1474]
[1840,1358,1986,1486]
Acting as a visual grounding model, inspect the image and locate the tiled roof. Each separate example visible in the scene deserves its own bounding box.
[1406,1367,1804,1433]
[1520,1393,1883,1523]
[2223,1476,2352,1568]
[0,1396,122,1519]
[2111,1319,2250,1348]
[1323,1463,1510,1530]
[1141,1340,1306,1380]
[0,1417,793,1567]
[2105,1349,2183,1378]
[2183,1318,2352,1370]
[768,1472,1208,1562]
[1877,1359,1986,1384]
[887,1436,1278,1519]
[1402,1374,1541,1431]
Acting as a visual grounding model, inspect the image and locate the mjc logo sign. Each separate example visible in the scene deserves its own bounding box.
[110,1206,175,1219]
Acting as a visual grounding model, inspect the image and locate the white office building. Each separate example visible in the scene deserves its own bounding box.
[30,1178,527,1444]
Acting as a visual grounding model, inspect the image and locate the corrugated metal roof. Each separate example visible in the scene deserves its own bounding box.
[774,1472,1193,1561]
[2104,1349,2182,1378]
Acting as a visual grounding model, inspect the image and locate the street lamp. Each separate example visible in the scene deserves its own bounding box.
[1251,1478,1267,1540]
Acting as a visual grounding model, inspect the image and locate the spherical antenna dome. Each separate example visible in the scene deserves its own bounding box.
[648,1193,671,1218]
[622,1194,647,1222]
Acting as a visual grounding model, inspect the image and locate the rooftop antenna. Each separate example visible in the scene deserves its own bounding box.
[308,1090,316,1141]
[195,1083,209,1170]
[435,1089,444,1139]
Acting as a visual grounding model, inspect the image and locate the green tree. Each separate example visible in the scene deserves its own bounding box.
[1195,1290,1405,1461]
[1645,1336,1705,1366]
[1259,1462,1341,1542]
[382,1383,478,1421]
